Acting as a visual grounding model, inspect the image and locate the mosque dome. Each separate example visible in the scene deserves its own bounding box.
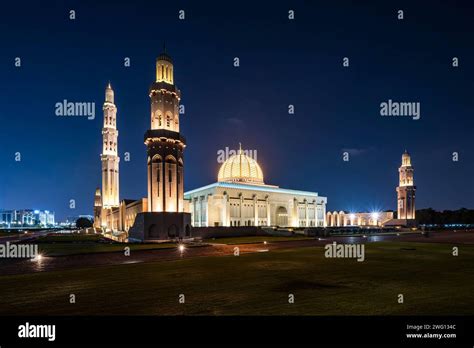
[218,146,264,185]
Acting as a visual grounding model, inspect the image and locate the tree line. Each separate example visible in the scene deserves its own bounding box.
[415,208,474,225]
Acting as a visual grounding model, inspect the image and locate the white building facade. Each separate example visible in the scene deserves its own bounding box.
[185,148,327,228]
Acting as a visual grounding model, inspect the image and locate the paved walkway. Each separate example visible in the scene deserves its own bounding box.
[0,230,472,276]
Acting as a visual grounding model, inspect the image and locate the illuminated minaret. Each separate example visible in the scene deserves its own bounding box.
[128,49,191,241]
[93,188,102,228]
[145,49,185,213]
[396,150,416,220]
[101,83,120,210]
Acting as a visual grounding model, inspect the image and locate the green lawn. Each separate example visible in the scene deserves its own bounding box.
[204,235,312,245]
[38,242,178,256]
[31,234,179,256]
[1,242,473,315]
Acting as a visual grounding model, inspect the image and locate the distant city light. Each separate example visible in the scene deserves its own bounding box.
[178,244,185,252]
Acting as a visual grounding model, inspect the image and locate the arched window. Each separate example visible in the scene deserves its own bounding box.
[166,115,171,127]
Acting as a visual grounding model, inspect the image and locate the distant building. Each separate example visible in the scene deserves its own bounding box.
[327,151,416,228]
[396,150,416,220]
[0,209,55,228]
[326,211,394,227]
[93,188,102,228]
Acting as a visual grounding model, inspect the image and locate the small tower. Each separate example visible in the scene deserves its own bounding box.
[93,188,102,228]
[100,83,120,226]
[396,150,416,220]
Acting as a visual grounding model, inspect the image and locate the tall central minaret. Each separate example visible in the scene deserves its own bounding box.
[145,49,185,214]
[396,150,416,220]
[101,83,120,210]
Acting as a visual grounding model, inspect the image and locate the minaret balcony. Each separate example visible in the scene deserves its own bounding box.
[144,129,186,145]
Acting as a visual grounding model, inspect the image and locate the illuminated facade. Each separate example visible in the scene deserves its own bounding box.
[93,188,102,228]
[100,83,120,225]
[128,49,192,241]
[94,50,191,241]
[185,146,327,227]
[146,51,185,214]
[326,211,394,227]
[396,150,416,220]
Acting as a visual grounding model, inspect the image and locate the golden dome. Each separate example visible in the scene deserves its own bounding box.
[218,146,264,184]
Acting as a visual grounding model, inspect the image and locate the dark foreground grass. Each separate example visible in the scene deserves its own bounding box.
[0,242,473,315]
[38,242,178,256]
[0,231,20,237]
[33,233,178,256]
[204,235,312,244]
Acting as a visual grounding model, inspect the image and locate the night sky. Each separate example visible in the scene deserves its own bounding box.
[1,0,473,220]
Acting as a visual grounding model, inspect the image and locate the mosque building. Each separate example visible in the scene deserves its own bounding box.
[184,145,327,228]
[92,50,416,241]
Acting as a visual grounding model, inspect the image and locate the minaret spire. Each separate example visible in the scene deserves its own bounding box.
[100,82,120,213]
[396,151,416,220]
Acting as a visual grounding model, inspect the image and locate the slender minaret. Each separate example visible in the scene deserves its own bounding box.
[93,188,102,228]
[101,83,120,212]
[396,150,416,220]
[146,49,185,214]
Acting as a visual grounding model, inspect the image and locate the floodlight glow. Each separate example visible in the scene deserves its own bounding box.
[349,214,355,220]
[31,253,44,262]
[371,212,379,220]
[178,244,185,252]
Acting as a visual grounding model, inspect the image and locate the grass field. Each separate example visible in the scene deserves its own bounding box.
[1,241,473,315]
[204,235,312,244]
[33,234,178,256]
[0,231,20,237]
[37,242,179,256]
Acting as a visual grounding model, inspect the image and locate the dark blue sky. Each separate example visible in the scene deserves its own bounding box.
[1,0,473,220]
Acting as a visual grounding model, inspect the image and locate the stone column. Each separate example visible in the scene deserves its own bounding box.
[222,192,229,227]
[205,194,211,227]
[199,196,205,227]
[253,195,258,226]
[239,193,244,226]
[305,199,309,227]
[266,196,270,226]
[292,198,298,227]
